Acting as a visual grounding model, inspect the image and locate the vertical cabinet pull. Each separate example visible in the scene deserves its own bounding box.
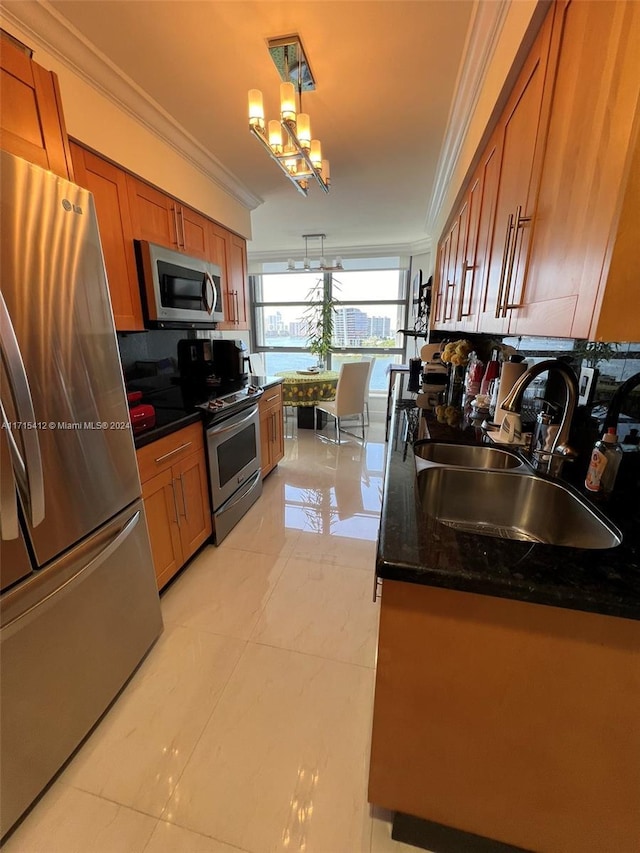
[233,290,240,325]
[171,205,181,250]
[502,205,531,316]
[170,479,181,525]
[179,208,187,251]
[179,473,188,519]
[495,213,514,318]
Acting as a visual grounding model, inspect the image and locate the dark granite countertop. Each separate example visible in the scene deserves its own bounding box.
[377,394,640,621]
[131,375,283,449]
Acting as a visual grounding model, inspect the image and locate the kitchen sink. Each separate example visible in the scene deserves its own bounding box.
[416,466,622,549]
[414,441,525,470]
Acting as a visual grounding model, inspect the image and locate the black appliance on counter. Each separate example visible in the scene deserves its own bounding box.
[177,338,248,387]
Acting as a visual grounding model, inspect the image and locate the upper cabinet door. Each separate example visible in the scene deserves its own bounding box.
[126,175,210,260]
[512,0,640,341]
[476,8,555,334]
[217,232,249,330]
[179,205,210,260]
[126,175,179,249]
[0,36,73,179]
[70,142,144,331]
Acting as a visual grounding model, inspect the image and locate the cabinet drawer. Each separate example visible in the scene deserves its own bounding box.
[136,422,204,483]
[260,384,283,413]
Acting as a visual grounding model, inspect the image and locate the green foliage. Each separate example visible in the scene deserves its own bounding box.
[302,278,339,363]
[573,340,619,369]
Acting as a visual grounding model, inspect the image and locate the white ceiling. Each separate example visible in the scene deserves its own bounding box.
[24,1,477,260]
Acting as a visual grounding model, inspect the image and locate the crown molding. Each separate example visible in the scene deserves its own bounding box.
[1,0,263,210]
[248,237,432,264]
[426,0,509,234]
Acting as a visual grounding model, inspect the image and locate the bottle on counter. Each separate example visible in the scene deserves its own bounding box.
[585,427,623,496]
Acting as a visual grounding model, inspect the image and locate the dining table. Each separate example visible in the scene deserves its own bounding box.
[275,369,339,428]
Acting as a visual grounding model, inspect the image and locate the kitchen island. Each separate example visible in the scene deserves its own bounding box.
[369,393,640,853]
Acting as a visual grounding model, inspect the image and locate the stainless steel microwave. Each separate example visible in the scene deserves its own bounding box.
[135,240,224,329]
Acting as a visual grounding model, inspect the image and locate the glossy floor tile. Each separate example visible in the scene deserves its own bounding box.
[6,410,416,853]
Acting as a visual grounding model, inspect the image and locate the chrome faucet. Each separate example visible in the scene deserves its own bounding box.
[500,359,579,476]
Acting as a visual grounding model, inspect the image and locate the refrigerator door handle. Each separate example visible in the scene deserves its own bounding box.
[0,404,19,540]
[1,511,142,636]
[0,291,45,527]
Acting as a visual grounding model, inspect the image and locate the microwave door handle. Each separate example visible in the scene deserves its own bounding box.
[203,272,216,315]
[0,292,45,527]
[0,404,20,540]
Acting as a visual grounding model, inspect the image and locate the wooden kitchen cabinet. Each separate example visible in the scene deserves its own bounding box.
[431,8,554,335]
[70,141,144,331]
[474,6,555,335]
[511,0,640,341]
[126,175,210,259]
[369,580,640,853]
[259,383,284,478]
[0,33,73,179]
[136,422,212,590]
[212,226,249,331]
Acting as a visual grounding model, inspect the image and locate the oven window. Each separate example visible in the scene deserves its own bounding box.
[216,423,257,488]
[158,260,205,311]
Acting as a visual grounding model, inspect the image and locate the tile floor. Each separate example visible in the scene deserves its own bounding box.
[5,411,420,853]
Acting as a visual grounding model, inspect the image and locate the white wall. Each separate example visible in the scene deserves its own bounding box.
[0,13,253,238]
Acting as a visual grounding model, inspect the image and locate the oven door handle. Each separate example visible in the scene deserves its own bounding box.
[202,272,216,315]
[208,405,258,437]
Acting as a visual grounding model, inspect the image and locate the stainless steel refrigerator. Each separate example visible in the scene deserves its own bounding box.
[0,150,163,838]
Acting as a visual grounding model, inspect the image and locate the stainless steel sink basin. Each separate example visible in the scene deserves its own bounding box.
[414,441,525,470]
[416,466,622,549]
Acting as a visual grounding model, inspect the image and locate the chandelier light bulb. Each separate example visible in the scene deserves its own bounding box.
[321,159,331,184]
[268,120,283,153]
[287,258,296,271]
[248,89,265,129]
[280,82,297,122]
[296,113,311,149]
[303,257,311,270]
[310,140,322,169]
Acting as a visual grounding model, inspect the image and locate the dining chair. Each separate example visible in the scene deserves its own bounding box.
[315,360,370,443]
[362,356,374,426]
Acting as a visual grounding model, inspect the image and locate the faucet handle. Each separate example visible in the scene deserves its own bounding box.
[554,443,579,459]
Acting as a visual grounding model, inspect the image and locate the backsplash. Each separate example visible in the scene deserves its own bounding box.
[117,330,185,379]
[428,332,640,489]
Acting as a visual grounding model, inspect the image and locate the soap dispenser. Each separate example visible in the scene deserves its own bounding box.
[585,427,623,496]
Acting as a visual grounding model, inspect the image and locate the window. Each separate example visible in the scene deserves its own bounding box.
[250,260,409,392]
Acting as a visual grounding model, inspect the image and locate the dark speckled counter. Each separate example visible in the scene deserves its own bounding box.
[377,393,640,621]
[132,375,282,449]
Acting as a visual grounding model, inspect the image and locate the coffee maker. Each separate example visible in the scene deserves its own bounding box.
[177,338,248,389]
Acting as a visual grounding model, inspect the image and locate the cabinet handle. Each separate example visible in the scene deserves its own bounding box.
[179,472,188,519]
[458,262,475,319]
[501,204,531,317]
[444,281,455,321]
[170,479,180,526]
[266,393,279,403]
[155,441,192,464]
[179,208,187,251]
[233,290,240,325]
[372,573,382,602]
[171,205,181,249]
[495,212,514,318]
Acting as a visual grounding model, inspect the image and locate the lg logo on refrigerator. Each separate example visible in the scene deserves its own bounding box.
[61,198,83,214]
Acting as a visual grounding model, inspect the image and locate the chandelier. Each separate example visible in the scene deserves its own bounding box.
[248,35,330,196]
[287,234,342,272]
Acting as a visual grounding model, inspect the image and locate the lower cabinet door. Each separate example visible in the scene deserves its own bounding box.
[173,450,212,561]
[141,468,183,590]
